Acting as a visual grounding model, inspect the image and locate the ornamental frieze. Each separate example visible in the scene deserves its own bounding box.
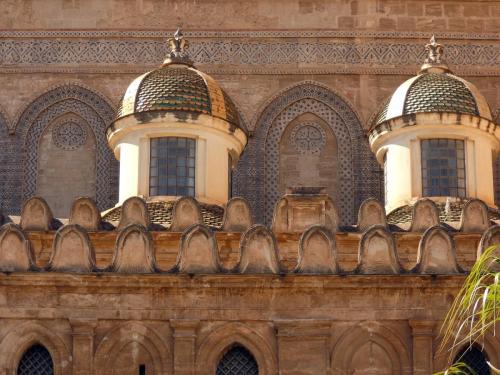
[0,30,498,75]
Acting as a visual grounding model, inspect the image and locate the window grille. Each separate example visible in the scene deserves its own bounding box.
[421,139,466,197]
[150,137,196,197]
[216,345,259,375]
[17,344,54,375]
[454,346,490,375]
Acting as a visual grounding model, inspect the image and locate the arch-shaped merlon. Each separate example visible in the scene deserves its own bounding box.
[20,197,54,231]
[460,199,490,233]
[69,197,102,231]
[110,224,156,273]
[170,197,203,232]
[357,198,387,232]
[295,225,339,274]
[222,197,253,232]
[0,223,36,272]
[271,197,288,233]
[237,225,280,274]
[117,196,150,230]
[477,225,500,271]
[409,198,440,232]
[356,225,401,274]
[413,226,461,274]
[324,197,340,232]
[175,224,221,273]
[47,224,95,273]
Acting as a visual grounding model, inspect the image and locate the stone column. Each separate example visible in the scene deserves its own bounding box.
[275,320,331,375]
[409,320,435,375]
[171,320,199,375]
[70,319,97,375]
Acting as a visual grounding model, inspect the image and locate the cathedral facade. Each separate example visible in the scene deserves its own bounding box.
[0,1,499,374]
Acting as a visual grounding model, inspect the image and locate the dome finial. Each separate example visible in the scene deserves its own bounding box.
[163,28,194,67]
[420,35,450,74]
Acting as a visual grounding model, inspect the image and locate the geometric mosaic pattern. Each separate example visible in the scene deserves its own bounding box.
[234,82,383,225]
[2,84,118,214]
[17,344,54,375]
[216,346,259,375]
[265,99,354,224]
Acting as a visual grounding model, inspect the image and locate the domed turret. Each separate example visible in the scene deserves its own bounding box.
[107,29,247,206]
[370,36,500,213]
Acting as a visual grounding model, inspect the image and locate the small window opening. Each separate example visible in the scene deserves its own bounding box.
[139,364,146,375]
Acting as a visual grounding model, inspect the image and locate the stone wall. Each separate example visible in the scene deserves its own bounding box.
[1,0,499,215]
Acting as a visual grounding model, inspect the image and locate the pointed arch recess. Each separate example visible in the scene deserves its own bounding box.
[330,322,411,374]
[0,321,71,375]
[234,81,381,225]
[196,322,278,375]
[10,84,118,213]
[94,321,171,375]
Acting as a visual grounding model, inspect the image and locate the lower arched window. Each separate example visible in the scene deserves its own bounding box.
[216,345,258,375]
[17,344,54,375]
[454,345,490,375]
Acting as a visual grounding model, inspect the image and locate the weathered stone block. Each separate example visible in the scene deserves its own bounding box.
[170,197,202,232]
[47,224,95,273]
[20,197,54,231]
[295,225,339,274]
[272,191,338,233]
[222,197,253,232]
[117,196,150,230]
[110,224,156,273]
[0,223,36,272]
[357,198,387,232]
[459,199,489,233]
[69,197,101,231]
[237,225,280,274]
[410,198,440,232]
[356,225,401,274]
[413,226,461,274]
[175,224,221,274]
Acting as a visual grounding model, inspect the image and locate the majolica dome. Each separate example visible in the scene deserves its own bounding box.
[372,36,492,128]
[114,29,245,133]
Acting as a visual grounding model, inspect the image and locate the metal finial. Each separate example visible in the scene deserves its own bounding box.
[425,35,444,65]
[420,35,450,73]
[163,28,194,66]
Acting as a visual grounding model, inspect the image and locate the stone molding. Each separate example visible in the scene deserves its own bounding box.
[0,31,499,75]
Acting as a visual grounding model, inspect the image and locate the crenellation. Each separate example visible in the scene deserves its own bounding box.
[47,224,95,273]
[356,225,402,274]
[413,225,462,274]
[0,194,492,275]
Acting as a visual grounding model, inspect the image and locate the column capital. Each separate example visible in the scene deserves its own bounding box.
[69,318,98,336]
[170,319,200,338]
[409,320,436,336]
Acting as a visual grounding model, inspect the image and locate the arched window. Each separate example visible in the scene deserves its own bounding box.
[454,345,490,375]
[216,345,259,375]
[17,344,54,375]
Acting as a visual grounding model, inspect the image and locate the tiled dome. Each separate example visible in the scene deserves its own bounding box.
[372,37,492,129]
[102,199,224,229]
[114,30,245,133]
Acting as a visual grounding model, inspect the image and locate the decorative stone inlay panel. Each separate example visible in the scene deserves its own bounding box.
[51,118,87,151]
[5,85,118,214]
[0,35,499,75]
[235,83,382,225]
[290,122,326,155]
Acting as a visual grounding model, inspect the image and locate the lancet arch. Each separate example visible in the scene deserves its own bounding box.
[234,81,381,225]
